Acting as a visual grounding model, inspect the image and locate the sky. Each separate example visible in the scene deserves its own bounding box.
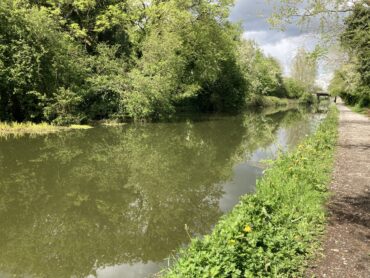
[229,1,332,88]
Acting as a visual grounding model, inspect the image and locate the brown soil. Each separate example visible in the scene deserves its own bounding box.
[307,101,370,277]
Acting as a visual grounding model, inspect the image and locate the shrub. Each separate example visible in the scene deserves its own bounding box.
[299,92,315,105]
[284,78,307,99]
[0,1,87,122]
[44,88,85,126]
[83,44,127,120]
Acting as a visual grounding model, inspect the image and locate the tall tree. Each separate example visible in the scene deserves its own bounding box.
[329,2,370,107]
[341,2,370,86]
[291,48,317,91]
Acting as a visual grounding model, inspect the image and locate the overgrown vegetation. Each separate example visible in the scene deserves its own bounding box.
[348,103,370,117]
[0,121,94,138]
[0,122,63,137]
[0,0,314,125]
[164,106,338,277]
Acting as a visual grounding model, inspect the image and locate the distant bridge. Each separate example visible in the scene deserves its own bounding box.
[315,92,336,102]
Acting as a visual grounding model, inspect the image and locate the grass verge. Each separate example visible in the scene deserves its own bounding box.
[164,106,339,277]
[348,104,370,117]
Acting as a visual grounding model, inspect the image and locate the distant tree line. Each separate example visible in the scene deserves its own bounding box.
[0,0,313,125]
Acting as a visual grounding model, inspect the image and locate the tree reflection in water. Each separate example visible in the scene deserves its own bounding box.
[0,107,318,278]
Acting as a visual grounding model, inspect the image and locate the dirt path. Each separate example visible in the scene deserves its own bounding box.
[307,101,370,277]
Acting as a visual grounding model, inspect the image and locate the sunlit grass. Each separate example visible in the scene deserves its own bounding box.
[263,96,290,106]
[69,124,93,129]
[0,120,132,138]
[0,121,64,138]
[100,120,127,127]
[0,122,94,138]
[348,104,370,117]
[248,96,300,108]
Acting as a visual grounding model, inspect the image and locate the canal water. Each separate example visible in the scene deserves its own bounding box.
[0,106,325,278]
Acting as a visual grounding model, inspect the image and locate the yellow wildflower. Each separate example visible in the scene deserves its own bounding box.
[243,225,252,233]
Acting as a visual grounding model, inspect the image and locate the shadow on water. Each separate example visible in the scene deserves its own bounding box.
[0,106,324,278]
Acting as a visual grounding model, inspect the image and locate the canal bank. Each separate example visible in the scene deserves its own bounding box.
[165,106,339,277]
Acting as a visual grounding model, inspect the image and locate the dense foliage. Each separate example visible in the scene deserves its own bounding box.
[0,0,308,124]
[165,106,338,277]
[328,2,370,107]
[0,1,86,122]
[283,77,314,104]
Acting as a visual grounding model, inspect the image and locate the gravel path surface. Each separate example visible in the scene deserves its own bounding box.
[307,101,370,277]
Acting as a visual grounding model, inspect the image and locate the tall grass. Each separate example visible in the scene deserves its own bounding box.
[0,122,63,138]
[348,104,370,117]
[0,122,93,138]
[165,106,339,277]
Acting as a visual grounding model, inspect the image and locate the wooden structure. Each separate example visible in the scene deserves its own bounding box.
[315,92,332,102]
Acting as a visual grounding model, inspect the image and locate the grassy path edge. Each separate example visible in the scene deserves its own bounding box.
[164,106,339,277]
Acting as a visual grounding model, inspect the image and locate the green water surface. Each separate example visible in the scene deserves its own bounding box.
[0,107,324,278]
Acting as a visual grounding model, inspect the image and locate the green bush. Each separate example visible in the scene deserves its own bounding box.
[165,106,339,277]
[44,88,85,126]
[0,0,87,122]
[299,92,315,105]
[284,78,307,99]
[83,44,127,120]
[329,65,370,108]
[335,2,370,108]
[238,41,287,102]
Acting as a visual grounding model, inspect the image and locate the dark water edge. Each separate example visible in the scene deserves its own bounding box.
[0,105,326,278]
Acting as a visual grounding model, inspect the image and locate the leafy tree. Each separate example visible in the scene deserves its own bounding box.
[341,2,370,106]
[284,77,306,98]
[291,48,317,92]
[24,0,146,55]
[268,0,360,39]
[0,0,310,124]
[44,87,85,125]
[327,2,370,107]
[83,43,128,120]
[0,0,87,122]
[329,63,370,107]
[238,39,286,105]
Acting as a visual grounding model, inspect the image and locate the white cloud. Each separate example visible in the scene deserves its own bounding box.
[231,0,338,90]
[243,31,317,75]
[316,71,334,90]
[242,31,331,89]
